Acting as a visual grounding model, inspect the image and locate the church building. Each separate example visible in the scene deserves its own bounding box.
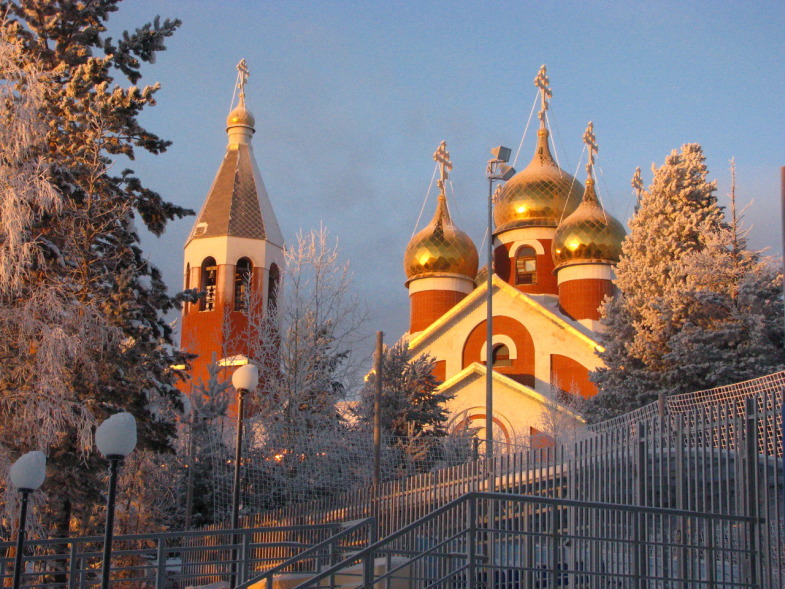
[179,64,625,444]
[402,67,625,445]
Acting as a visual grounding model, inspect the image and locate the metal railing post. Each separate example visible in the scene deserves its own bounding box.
[467,494,477,589]
[239,532,251,584]
[155,536,167,589]
[744,398,760,587]
[66,541,78,589]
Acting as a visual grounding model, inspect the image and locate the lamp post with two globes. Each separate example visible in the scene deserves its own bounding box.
[95,412,137,589]
[9,451,46,589]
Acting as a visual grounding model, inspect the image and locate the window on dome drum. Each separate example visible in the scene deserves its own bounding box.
[234,258,252,311]
[200,257,217,312]
[492,344,512,367]
[515,246,537,285]
[268,264,280,313]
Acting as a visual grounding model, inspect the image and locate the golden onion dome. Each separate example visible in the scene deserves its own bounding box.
[404,194,478,282]
[226,104,255,129]
[494,128,583,233]
[552,177,626,268]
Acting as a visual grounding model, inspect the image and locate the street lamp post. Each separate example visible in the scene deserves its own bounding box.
[485,147,515,465]
[9,451,46,589]
[96,412,137,589]
[230,363,259,588]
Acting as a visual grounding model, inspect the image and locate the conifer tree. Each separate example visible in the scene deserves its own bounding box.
[589,145,784,420]
[0,1,190,534]
[355,341,454,475]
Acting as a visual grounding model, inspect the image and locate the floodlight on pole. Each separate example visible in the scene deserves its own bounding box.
[230,363,258,588]
[9,451,46,589]
[96,412,137,589]
[485,147,515,470]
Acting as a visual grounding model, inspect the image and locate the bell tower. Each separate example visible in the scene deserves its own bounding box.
[180,60,284,391]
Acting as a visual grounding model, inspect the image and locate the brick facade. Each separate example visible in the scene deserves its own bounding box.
[462,316,535,388]
[557,278,613,321]
[409,289,468,334]
[494,239,558,295]
[550,353,597,398]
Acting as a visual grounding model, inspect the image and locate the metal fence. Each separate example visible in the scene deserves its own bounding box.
[2,372,782,587]
[0,519,376,588]
[287,492,762,589]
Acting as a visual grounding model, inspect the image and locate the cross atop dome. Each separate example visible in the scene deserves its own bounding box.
[583,121,597,178]
[534,65,552,124]
[433,140,452,193]
[236,58,250,105]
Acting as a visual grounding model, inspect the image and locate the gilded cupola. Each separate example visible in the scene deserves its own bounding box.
[553,123,625,268]
[404,141,479,283]
[493,66,583,233]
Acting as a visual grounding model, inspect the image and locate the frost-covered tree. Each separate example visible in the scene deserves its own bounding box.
[226,228,369,510]
[589,145,784,420]
[180,359,231,529]
[355,341,455,475]
[0,1,190,535]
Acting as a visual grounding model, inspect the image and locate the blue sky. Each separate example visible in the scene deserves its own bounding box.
[108,1,785,348]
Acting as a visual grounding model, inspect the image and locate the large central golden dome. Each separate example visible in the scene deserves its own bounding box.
[494,128,583,233]
[404,194,478,282]
[552,177,625,268]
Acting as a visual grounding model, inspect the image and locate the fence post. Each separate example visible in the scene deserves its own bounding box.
[744,398,760,587]
[634,422,646,589]
[155,536,167,589]
[467,494,477,589]
[66,541,78,589]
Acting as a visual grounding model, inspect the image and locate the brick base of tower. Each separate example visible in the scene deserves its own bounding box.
[407,275,475,334]
[557,277,614,321]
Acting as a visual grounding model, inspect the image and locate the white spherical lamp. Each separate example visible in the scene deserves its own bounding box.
[232,364,259,391]
[95,412,137,458]
[9,451,46,491]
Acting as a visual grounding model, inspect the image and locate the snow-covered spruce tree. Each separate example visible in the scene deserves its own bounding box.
[354,341,455,477]
[588,145,784,420]
[226,228,369,510]
[0,2,190,535]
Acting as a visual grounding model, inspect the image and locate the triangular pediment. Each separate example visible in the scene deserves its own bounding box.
[408,274,602,355]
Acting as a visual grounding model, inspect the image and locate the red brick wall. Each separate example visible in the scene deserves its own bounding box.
[180,263,266,417]
[462,316,535,388]
[432,360,446,383]
[409,289,467,333]
[494,240,558,295]
[550,353,597,398]
[558,278,613,321]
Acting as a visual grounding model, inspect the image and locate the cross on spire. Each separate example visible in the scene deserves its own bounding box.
[631,166,643,205]
[433,140,452,193]
[583,121,598,177]
[534,65,552,124]
[236,59,249,102]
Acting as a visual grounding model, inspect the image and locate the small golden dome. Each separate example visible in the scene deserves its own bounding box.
[404,195,478,282]
[226,104,255,129]
[494,128,583,233]
[552,178,626,268]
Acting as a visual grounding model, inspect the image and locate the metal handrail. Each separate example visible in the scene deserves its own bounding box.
[235,516,376,589]
[292,491,762,589]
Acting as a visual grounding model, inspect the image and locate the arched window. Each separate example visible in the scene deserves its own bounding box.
[200,257,217,312]
[492,344,512,367]
[515,246,537,285]
[234,258,252,311]
[267,264,280,313]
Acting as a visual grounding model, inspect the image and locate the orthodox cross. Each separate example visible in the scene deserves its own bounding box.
[433,140,452,192]
[631,166,643,207]
[534,65,552,123]
[236,59,249,101]
[583,121,598,178]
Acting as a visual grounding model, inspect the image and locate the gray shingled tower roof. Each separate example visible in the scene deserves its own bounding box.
[189,144,267,241]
